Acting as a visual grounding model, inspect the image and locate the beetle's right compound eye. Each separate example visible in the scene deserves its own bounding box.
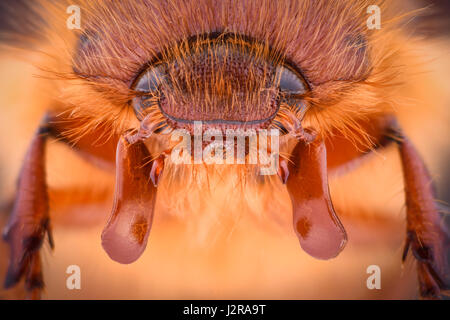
[134,64,166,93]
[132,64,166,119]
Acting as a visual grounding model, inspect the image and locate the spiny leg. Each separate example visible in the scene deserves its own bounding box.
[314,114,447,298]
[352,119,450,298]
[3,112,119,299]
[392,128,449,299]
[3,118,52,300]
[4,110,165,297]
[278,113,448,298]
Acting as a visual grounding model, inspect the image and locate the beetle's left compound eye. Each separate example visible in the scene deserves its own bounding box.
[275,65,308,96]
[132,64,166,119]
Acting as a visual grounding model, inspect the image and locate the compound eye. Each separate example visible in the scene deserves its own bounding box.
[275,65,307,96]
[132,64,167,119]
[134,64,166,93]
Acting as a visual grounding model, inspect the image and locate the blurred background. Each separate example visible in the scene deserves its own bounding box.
[0,0,448,299]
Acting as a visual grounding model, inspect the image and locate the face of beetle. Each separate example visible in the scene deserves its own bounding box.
[4,0,448,300]
[130,34,308,134]
[60,0,390,262]
[70,0,374,149]
[63,0,384,265]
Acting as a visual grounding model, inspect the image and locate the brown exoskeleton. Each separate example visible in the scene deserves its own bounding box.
[1,0,448,299]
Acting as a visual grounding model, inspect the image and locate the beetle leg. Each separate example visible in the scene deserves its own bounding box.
[325,115,449,298]
[101,117,163,264]
[3,118,52,300]
[3,112,134,298]
[392,129,449,299]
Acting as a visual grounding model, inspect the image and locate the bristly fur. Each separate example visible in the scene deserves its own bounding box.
[0,0,438,239]
[8,0,416,149]
[1,0,449,299]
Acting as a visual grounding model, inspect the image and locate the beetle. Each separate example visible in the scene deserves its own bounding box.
[1,0,448,299]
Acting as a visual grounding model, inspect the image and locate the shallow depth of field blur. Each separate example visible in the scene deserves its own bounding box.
[0,0,448,299]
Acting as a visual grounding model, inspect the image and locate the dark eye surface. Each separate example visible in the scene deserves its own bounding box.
[131,64,167,119]
[134,64,166,93]
[275,65,307,96]
[130,34,311,127]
